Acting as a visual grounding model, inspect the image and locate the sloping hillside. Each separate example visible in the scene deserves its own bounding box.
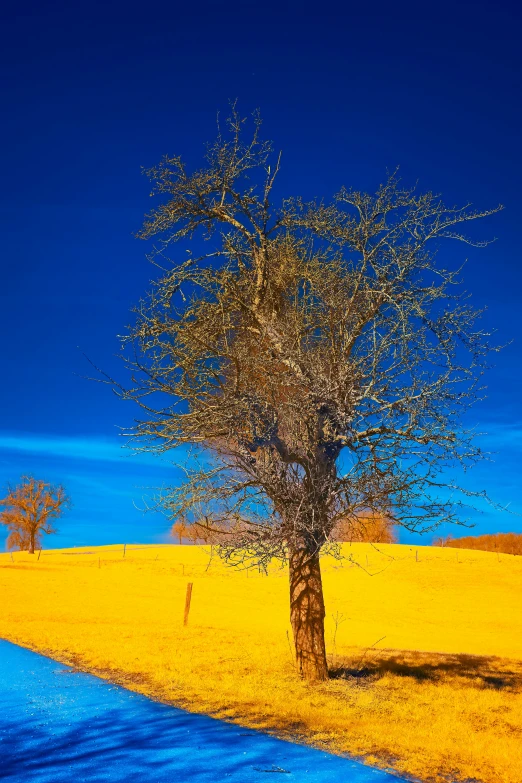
[1,543,521,783]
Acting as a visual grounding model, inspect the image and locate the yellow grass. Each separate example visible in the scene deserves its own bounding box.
[1,543,521,783]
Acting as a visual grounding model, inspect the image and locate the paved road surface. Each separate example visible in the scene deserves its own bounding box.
[0,639,404,782]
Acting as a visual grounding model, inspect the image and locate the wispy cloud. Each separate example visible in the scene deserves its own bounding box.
[0,433,171,466]
[476,421,522,450]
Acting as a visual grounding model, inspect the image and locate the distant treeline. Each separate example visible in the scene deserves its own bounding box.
[434,532,522,556]
[171,513,397,545]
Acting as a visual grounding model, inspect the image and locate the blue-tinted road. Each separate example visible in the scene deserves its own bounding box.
[0,639,405,782]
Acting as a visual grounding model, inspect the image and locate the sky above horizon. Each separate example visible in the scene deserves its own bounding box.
[1,0,521,549]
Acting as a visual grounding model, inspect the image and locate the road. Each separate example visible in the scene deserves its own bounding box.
[0,639,403,782]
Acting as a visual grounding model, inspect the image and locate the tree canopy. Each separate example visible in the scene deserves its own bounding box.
[113,109,500,680]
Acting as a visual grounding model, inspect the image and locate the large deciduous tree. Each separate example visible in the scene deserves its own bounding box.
[0,477,69,553]
[116,110,500,681]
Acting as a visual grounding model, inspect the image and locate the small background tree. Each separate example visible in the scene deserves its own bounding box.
[0,476,69,553]
[171,519,187,544]
[108,109,500,681]
[333,512,397,544]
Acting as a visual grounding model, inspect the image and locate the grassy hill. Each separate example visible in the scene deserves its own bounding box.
[1,543,521,783]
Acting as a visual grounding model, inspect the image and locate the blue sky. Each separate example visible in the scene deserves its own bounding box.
[1,0,521,549]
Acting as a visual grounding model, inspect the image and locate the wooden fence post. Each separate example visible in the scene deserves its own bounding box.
[123,544,126,558]
[184,583,193,626]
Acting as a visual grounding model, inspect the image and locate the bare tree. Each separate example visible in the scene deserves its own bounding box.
[171,519,187,544]
[114,109,500,681]
[0,476,69,553]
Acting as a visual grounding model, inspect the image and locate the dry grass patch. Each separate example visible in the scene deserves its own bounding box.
[0,543,521,783]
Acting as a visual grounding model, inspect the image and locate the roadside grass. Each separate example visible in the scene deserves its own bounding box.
[0,543,521,783]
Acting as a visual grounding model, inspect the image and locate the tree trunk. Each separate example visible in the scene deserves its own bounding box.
[288,546,328,682]
[29,533,35,555]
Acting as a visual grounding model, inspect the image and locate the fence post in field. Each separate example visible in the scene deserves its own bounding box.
[38,549,42,561]
[416,550,419,562]
[10,552,13,562]
[184,583,193,626]
[123,544,126,558]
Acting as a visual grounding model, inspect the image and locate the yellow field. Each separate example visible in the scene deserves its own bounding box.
[1,543,521,783]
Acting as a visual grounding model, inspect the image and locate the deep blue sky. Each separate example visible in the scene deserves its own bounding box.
[1,0,521,548]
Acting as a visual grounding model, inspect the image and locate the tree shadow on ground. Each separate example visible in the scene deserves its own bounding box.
[330,650,522,691]
[0,706,273,782]
[0,700,399,783]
